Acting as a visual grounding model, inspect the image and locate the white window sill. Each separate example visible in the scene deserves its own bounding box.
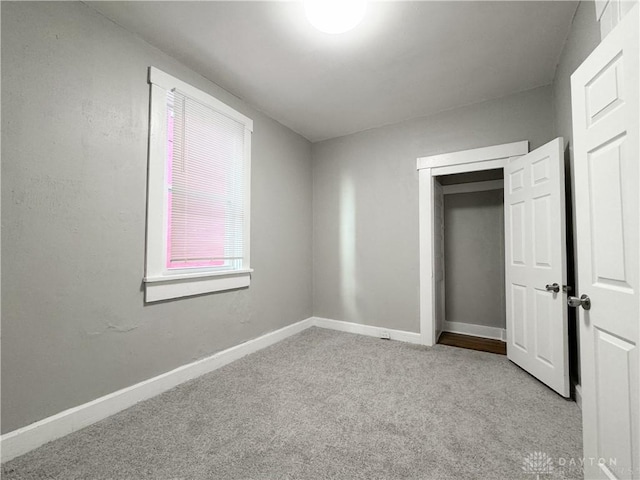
[144,269,252,302]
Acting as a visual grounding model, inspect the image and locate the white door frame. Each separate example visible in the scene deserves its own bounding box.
[417,141,529,346]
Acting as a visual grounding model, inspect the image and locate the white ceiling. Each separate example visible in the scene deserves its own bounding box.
[89,1,578,142]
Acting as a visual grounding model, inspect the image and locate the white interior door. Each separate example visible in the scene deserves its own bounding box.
[571,5,639,479]
[504,137,569,397]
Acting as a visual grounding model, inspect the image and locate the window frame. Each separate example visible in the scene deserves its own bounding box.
[144,67,253,302]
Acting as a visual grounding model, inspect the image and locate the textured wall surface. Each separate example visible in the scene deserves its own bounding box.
[444,190,506,329]
[312,86,556,333]
[1,1,313,433]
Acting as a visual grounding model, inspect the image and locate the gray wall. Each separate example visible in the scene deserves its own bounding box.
[312,86,556,332]
[443,189,505,330]
[551,0,600,384]
[553,0,599,273]
[1,1,313,433]
[553,0,600,255]
[554,0,600,155]
[1,0,602,434]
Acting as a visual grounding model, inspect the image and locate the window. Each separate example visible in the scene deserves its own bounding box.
[144,67,253,302]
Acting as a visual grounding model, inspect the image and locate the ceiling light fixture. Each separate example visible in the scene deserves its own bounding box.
[305,0,367,35]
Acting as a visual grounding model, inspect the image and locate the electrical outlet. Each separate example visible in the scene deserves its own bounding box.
[380,331,391,340]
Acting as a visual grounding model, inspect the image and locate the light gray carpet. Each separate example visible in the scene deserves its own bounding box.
[2,328,582,479]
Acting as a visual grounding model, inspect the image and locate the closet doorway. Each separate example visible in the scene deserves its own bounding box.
[436,169,506,354]
[434,168,507,341]
[417,139,570,397]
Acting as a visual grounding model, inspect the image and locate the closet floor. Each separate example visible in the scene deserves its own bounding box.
[438,332,506,355]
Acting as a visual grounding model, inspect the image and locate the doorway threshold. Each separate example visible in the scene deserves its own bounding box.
[438,332,506,355]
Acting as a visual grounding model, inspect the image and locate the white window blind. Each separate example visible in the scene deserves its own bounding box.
[167,89,246,270]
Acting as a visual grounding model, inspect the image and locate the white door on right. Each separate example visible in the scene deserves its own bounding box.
[571,5,639,480]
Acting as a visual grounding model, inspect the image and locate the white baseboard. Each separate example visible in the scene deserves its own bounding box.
[0,317,314,463]
[442,320,506,341]
[312,316,422,345]
[574,383,582,409]
[1,315,423,463]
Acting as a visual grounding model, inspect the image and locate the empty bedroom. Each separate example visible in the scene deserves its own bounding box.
[1,1,638,479]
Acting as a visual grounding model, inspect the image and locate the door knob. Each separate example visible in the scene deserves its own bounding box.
[545,283,560,293]
[568,294,591,310]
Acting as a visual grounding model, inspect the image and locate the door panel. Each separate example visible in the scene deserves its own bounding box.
[534,290,553,365]
[595,330,635,473]
[571,5,638,479]
[533,195,552,267]
[509,202,526,265]
[504,138,569,397]
[511,284,528,352]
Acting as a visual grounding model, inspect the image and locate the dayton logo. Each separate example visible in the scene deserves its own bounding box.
[522,451,554,479]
